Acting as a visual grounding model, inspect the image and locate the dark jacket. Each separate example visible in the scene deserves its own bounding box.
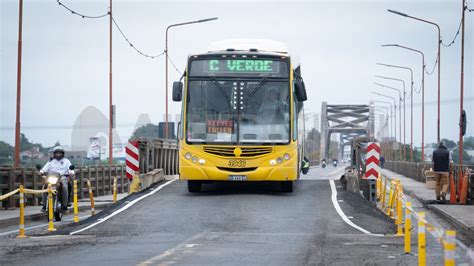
[432,146,450,172]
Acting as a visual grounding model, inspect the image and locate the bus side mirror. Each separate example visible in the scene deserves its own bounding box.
[461,110,467,136]
[172,81,183,102]
[295,79,307,102]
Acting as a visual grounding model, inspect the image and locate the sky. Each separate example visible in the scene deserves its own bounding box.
[1,0,473,149]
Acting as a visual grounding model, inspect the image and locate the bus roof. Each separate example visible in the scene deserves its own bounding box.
[208,39,288,54]
[196,39,300,68]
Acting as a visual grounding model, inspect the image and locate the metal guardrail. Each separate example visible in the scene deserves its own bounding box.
[136,138,179,176]
[1,138,178,208]
[385,161,473,202]
[0,165,127,208]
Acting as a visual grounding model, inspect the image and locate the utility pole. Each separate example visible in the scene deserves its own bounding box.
[109,0,113,165]
[14,0,24,168]
[459,0,466,168]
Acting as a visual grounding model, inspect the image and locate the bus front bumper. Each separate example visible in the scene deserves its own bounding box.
[180,164,297,181]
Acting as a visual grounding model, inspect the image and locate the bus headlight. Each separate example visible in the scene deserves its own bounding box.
[192,156,198,163]
[276,157,283,164]
[283,153,290,160]
[185,152,192,160]
[198,159,206,165]
[269,159,277,166]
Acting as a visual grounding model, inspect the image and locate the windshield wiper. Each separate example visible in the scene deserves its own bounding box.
[209,76,229,101]
[247,77,268,99]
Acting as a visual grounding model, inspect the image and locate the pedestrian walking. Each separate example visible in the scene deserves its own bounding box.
[431,141,453,202]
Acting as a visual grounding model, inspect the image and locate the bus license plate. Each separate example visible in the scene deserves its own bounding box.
[228,175,247,181]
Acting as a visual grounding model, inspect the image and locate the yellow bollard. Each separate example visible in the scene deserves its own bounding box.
[87,179,96,216]
[404,202,412,254]
[444,230,456,266]
[386,181,394,216]
[381,176,387,209]
[17,185,26,238]
[113,177,117,203]
[418,212,426,266]
[376,174,381,200]
[396,184,403,236]
[47,184,56,232]
[73,179,79,223]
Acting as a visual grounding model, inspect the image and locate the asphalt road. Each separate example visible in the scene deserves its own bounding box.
[2,164,442,265]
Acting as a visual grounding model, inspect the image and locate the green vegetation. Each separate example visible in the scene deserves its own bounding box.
[130,124,159,140]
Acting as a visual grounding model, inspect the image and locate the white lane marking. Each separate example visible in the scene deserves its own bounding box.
[70,180,175,235]
[137,233,205,265]
[329,179,384,237]
[0,215,91,237]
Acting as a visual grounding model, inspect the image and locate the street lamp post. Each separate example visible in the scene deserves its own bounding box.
[14,0,24,168]
[381,44,425,161]
[388,9,441,144]
[373,102,393,138]
[374,75,407,160]
[374,107,390,139]
[109,0,113,165]
[377,63,414,161]
[374,82,403,161]
[373,100,394,160]
[165,17,218,139]
[372,92,397,141]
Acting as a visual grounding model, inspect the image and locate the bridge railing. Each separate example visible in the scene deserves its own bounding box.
[385,161,473,183]
[136,138,179,176]
[0,165,128,208]
[1,138,179,209]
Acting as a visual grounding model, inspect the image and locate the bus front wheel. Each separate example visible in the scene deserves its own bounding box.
[188,181,202,193]
[281,181,293,193]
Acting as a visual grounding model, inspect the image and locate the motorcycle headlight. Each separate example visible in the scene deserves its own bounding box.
[47,176,59,185]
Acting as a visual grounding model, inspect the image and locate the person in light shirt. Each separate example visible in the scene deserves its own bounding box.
[39,146,73,212]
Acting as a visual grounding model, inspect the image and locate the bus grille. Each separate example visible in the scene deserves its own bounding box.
[203,146,273,158]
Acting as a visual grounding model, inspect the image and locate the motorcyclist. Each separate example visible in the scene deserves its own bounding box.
[39,146,73,212]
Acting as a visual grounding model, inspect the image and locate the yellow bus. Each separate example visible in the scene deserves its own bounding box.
[172,39,307,193]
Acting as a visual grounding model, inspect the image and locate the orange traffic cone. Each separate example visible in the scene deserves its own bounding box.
[449,172,457,204]
[459,169,469,204]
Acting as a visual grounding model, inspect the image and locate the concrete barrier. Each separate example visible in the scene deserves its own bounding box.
[139,169,165,189]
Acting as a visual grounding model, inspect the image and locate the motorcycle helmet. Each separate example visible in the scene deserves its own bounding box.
[52,146,65,160]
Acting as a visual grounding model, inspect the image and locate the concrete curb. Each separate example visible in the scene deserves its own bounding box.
[0,202,112,228]
[428,205,474,238]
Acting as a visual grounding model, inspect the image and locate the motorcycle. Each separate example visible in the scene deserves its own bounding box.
[333,160,338,167]
[36,164,74,222]
[322,161,326,168]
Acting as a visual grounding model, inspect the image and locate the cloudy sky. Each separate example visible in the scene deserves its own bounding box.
[1,0,473,148]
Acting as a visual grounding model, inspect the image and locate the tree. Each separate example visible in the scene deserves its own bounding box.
[441,138,456,149]
[131,124,160,140]
[304,128,321,161]
[462,136,474,150]
[452,148,472,164]
[0,141,13,158]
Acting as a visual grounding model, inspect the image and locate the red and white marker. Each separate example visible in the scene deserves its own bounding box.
[364,142,380,180]
[126,140,139,180]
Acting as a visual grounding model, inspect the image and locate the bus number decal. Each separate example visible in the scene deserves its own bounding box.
[228,160,246,168]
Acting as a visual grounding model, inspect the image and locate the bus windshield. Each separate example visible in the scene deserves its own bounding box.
[186,80,290,145]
